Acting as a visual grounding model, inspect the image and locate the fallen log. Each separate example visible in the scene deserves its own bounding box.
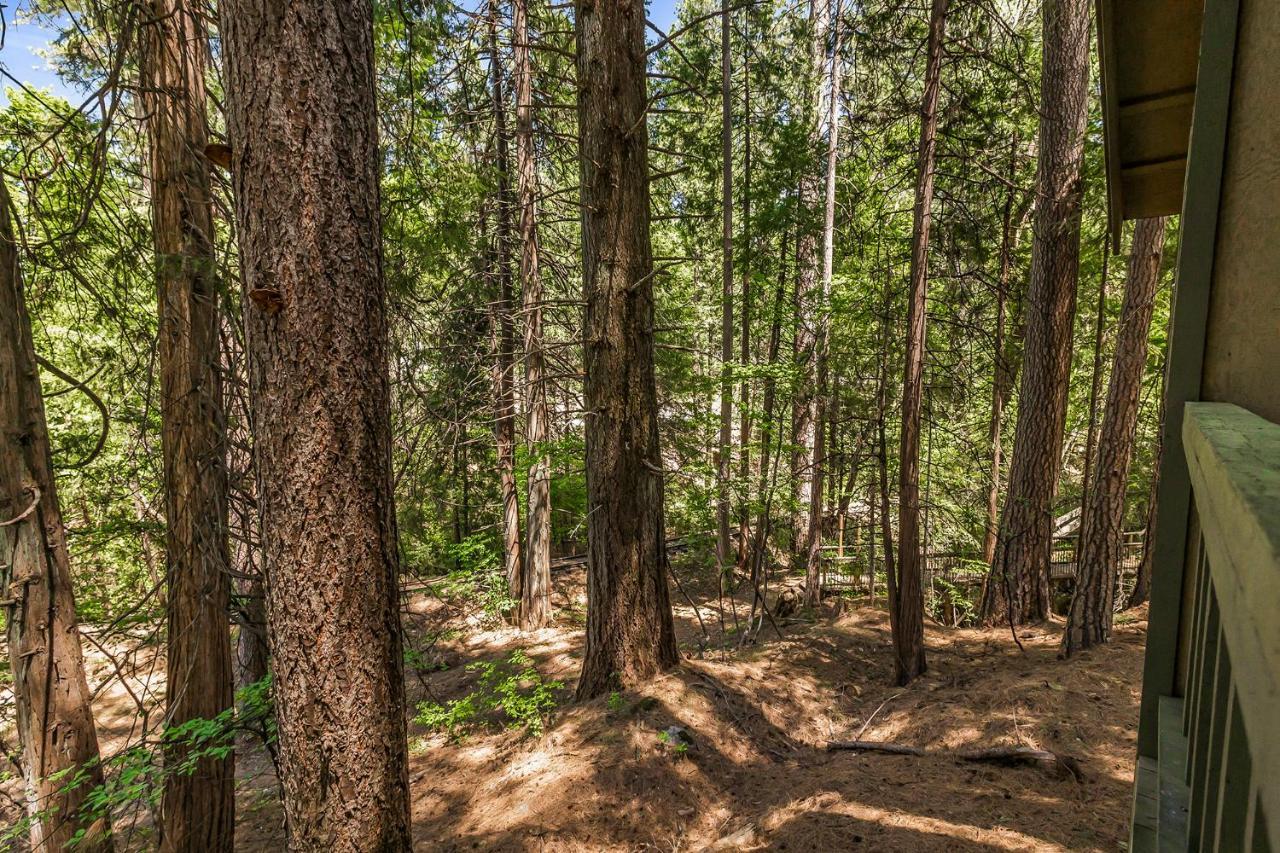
[824,741,1084,782]
[958,746,1085,782]
[824,741,925,756]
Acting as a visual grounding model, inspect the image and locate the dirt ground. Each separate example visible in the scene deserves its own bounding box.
[4,562,1147,852]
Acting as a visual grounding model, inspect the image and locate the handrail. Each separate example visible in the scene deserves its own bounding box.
[1181,402,1280,849]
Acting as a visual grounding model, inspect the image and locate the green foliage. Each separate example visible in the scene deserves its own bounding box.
[414,651,563,738]
[438,534,516,623]
[929,577,980,628]
[0,676,275,849]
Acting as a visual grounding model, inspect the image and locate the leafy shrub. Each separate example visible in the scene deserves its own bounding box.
[441,534,516,623]
[415,650,562,738]
[0,675,276,849]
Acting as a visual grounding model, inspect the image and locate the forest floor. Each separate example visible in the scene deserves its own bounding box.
[3,555,1147,852]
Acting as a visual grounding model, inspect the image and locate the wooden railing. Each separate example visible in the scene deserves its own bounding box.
[1135,403,1279,851]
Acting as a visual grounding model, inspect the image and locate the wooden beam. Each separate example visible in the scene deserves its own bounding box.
[1136,0,1241,760]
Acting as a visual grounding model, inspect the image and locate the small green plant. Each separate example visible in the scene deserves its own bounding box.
[441,534,517,623]
[1,675,276,849]
[930,577,979,627]
[607,691,625,713]
[415,650,562,738]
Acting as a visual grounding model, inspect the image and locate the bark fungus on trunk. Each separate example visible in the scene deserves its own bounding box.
[515,0,553,631]
[1063,217,1166,655]
[893,0,947,685]
[983,0,1091,626]
[1,181,112,853]
[790,0,832,559]
[574,0,679,700]
[218,0,412,845]
[139,0,235,847]
[487,0,525,608]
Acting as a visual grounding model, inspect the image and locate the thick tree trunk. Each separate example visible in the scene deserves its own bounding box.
[802,0,844,605]
[515,0,553,630]
[790,0,831,557]
[218,0,412,845]
[1,181,112,853]
[139,1,235,846]
[893,0,946,685]
[487,0,525,606]
[1063,217,1166,655]
[983,0,1090,626]
[716,0,735,597]
[574,0,679,700]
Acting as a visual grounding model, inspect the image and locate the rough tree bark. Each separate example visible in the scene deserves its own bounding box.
[1063,217,1166,655]
[138,0,235,846]
[574,0,679,700]
[218,0,412,845]
[893,0,947,684]
[515,0,552,630]
[790,0,831,557]
[983,0,1090,625]
[487,0,525,606]
[1,179,112,853]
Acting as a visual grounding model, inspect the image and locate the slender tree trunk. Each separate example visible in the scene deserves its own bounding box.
[893,0,946,685]
[1078,236,1111,545]
[218,0,412,844]
[877,271,897,614]
[515,0,552,630]
[1063,217,1166,655]
[791,0,831,557]
[736,34,754,572]
[716,0,735,596]
[1127,334,1168,609]
[802,0,844,605]
[1,181,112,853]
[574,0,679,700]
[747,234,790,633]
[487,0,524,606]
[983,0,1090,625]
[138,1,235,846]
[982,140,1024,565]
[223,321,269,701]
